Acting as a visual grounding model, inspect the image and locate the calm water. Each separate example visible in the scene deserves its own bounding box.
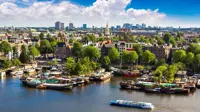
[0,76,200,112]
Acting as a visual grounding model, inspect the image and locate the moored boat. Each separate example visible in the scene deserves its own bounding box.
[196,79,200,88]
[36,84,47,89]
[110,100,154,109]
[124,70,140,77]
[26,78,41,87]
[95,72,111,81]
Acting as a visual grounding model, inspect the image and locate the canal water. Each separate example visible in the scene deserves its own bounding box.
[0,76,200,112]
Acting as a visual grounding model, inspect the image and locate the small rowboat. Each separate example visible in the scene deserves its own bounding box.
[110,100,154,109]
[36,84,47,89]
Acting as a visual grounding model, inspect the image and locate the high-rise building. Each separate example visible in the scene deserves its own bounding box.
[83,24,87,29]
[136,24,141,29]
[69,23,74,30]
[123,23,132,28]
[116,25,121,29]
[61,23,64,30]
[142,23,146,28]
[55,21,64,30]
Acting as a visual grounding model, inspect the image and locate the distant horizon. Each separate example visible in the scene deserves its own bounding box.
[0,0,200,27]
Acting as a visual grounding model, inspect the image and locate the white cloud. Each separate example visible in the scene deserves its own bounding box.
[0,0,174,27]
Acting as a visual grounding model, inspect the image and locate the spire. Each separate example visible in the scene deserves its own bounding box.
[105,22,110,38]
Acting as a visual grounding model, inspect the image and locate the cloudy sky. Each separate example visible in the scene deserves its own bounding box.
[0,0,200,27]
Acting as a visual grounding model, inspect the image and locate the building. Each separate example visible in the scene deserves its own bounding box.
[54,42,72,59]
[55,21,64,30]
[69,23,74,30]
[144,44,172,60]
[83,24,87,29]
[116,25,121,29]
[105,23,110,38]
[142,23,146,29]
[123,23,132,28]
[99,40,113,57]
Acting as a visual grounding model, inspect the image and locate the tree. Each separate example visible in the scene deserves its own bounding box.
[142,50,156,64]
[122,51,129,63]
[11,59,21,67]
[164,65,178,83]
[49,37,58,47]
[187,43,200,55]
[83,46,100,61]
[169,37,177,47]
[108,47,120,62]
[87,34,97,42]
[35,43,40,50]
[74,61,84,75]
[40,39,53,58]
[101,56,110,68]
[0,41,12,55]
[72,42,83,61]
[153,65,167,82]
[156,37,165,45]
[64,57,76,75]
[34,36,40,40]
[19,45,29,63]
[80,57,93,73]
[2,58,12,68]
[192,37,199,43]
[193,54,200,73]
[47,33,52,38]
[29,45,40,60]
[39,32,45,39]
[185,52,194,66]
[172,50,186,63]
[163,32,172,43]
[12,46,18,58]
[69,38,76,44]
[133,44,143,57]
[128,51,139,64]
[156,59,167,67]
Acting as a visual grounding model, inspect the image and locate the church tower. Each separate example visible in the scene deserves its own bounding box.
[105,22,110,38]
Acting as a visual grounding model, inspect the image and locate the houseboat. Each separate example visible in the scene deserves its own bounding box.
[124,70,140,77]
[26,78,41,87]
[43,78,73,90]
[95,72,111,81]
[110,100,154,109]
[24,68,35,73]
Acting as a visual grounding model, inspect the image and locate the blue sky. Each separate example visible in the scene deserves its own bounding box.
[1,0,200,27]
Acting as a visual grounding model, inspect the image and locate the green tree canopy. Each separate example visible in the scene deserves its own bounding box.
[2,58,12,68]
[39,32,45,39]
[185,52,194,66]
[169,37,177,47]
[108,47,120,62]
[153,65,168,82]
[142,50,156,64]
[40,39,53,57]
[192,37,199,43]
[163,32,172,43]
[11,59,21,67]
[133,44,143,57]
[47,33,52,38]
[101,56,110,68]
[187,43,200,55]
[64,57,76,75]
[12,46,18,58]
[29,45,40,60]
[72,42,83,61]
[19,45,29,63]
[83,46,100,61]
[0,41,12,55]
[172,50,187,63]
[74,61,84,75]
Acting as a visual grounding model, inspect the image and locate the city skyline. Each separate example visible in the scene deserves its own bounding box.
[0,0,200,27]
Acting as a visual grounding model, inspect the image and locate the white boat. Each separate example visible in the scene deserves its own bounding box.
[11,70,24,76]
[197,79,200,88]
[26,78,41,87]
[110,100,154,109]
[24,68,35,73]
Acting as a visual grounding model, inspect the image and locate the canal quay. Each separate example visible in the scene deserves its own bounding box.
[0,76,200,112]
